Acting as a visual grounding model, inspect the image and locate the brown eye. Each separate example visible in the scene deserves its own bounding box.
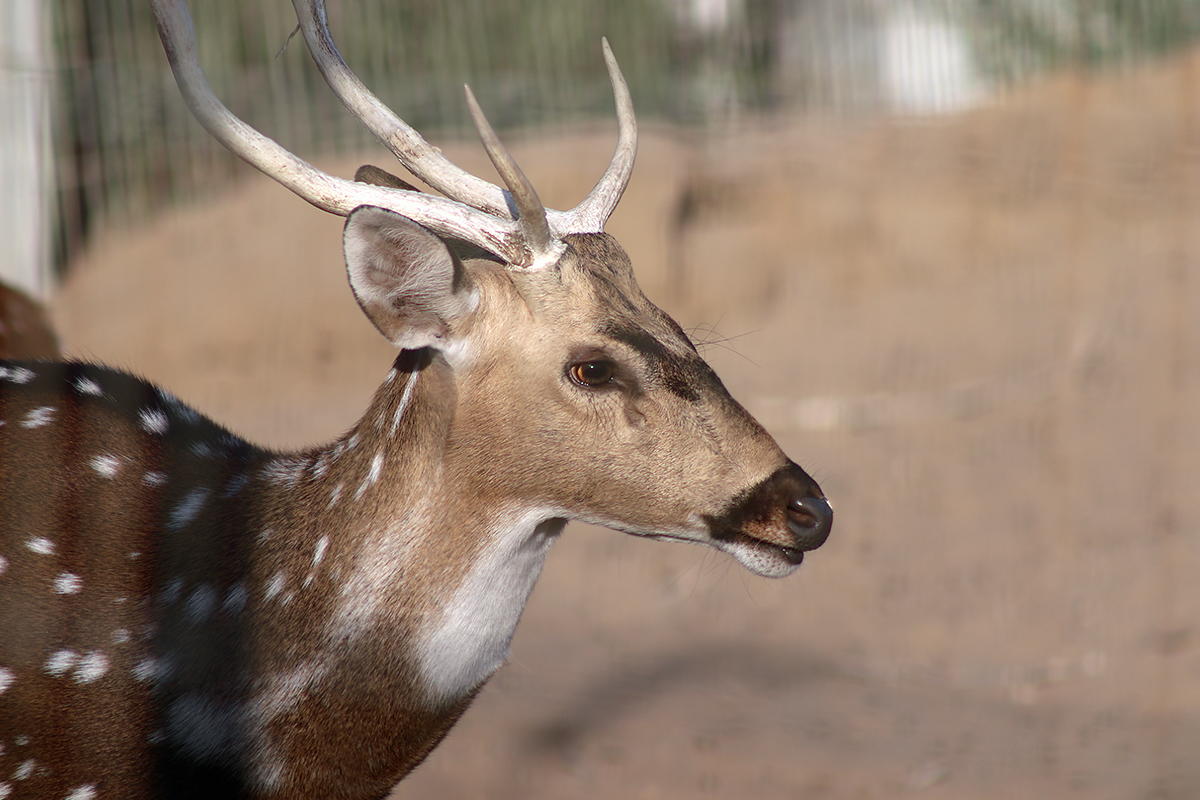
[569,360,615,388]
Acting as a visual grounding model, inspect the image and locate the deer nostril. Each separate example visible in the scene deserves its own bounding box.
[786,495,832,551]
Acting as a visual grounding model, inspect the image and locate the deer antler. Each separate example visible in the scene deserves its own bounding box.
[558,38,638,233]
[288,0,637,238]
[286,0,512,219]
[149,0,638,269]
[464,86,559,267]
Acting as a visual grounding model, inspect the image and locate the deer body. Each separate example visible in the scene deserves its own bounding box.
[0,2,831,798]
[0,353,506,798]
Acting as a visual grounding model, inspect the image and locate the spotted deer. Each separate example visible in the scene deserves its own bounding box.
[0,1,832,798]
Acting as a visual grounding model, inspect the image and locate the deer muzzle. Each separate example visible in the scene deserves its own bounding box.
[703,461,832,575]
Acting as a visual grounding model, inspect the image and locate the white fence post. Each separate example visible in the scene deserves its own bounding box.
[0,0,54,300]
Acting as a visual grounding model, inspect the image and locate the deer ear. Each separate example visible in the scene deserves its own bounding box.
[343,206,475,350]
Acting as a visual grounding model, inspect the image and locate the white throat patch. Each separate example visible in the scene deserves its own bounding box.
[414,510,565,702]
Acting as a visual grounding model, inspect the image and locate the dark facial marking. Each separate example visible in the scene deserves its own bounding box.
[600,321,700,402]
[703,461,830,555]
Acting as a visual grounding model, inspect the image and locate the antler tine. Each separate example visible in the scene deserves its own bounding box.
[290,0,511,219]
[148,0,529,262]
[292,0,635,238]
[464,86,559,269]
[559,38,638,233]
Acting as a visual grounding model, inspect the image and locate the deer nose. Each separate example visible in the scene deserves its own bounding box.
[787,494,833,551]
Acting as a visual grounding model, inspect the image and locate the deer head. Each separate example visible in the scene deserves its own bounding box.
[149,0,831,579]
[341,203,830,578]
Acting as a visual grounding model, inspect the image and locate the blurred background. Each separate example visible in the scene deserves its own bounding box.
[5,0,1200,797]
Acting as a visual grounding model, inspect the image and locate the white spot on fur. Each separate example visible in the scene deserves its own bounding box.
[328,440,349,463]
[327,484,343,509]
[311,453,331,480]
[133,657,161,683]
[45,650,78,677]
[389,370,419,436]
[112,628,131,644]
[264,572,285,602]
[74,376,103,396]
[89,454,122,478]
[262,459,305,488]
[133,654,173,686]
[53,573,83,594]
[0,667,14,694]
[21,406,54,428]
[139,407,170,435]
[143,471,168,487]
[254,760,287,793]
[0,555,7,575]
[414,511,565,702]
[184,584,217,624]
[303,536,331,588]
[0,782,10,799]
[64,785,97,800]
[168,488,209,530]
[26,537,53,555]
[13,759,33,780]
[223,583,248,616]
[0,365,34,383]
[356,452,384,499]
[74,652,109,683]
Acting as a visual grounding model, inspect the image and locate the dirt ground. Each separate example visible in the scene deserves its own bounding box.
[52,49,1200,799]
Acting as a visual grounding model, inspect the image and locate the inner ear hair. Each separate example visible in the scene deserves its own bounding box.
[355,164,422,193]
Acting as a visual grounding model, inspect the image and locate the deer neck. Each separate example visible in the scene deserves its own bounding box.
[211,349,565,793]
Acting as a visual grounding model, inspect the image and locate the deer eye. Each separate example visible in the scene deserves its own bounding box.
[569,360,616,388]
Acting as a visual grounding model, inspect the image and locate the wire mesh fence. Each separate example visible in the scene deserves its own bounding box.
[6,0,1200,285]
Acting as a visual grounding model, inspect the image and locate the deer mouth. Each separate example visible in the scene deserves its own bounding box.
[717,533,807,578]
[770,541,807,566]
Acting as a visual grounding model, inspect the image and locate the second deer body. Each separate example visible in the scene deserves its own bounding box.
[0,2,832,798]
